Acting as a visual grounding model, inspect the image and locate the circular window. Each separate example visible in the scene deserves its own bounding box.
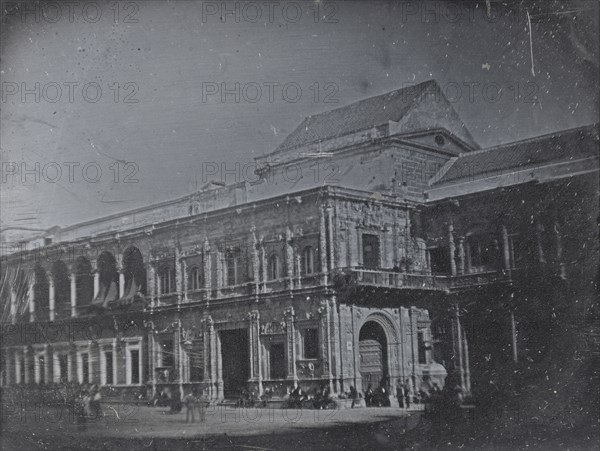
[435,135,445,146]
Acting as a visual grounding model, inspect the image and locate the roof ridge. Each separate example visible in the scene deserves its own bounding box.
[458,123,599,157]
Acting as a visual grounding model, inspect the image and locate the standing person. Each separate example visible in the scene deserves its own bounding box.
[183,390,196,423]
[365,384,374,407]
[396,382,405,408]
[349,386,358,408]
[403,380,411,409]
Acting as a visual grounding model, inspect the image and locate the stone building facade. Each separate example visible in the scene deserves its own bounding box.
[1,80,598,404]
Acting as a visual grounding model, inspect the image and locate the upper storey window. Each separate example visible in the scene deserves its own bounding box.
[362,234,380,269]
[267,254,282,281]
[301,246,315,275]
[159,265,176,294]
[225,248,242,286]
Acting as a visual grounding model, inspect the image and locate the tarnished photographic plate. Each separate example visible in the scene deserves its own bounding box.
[1,1,598,449]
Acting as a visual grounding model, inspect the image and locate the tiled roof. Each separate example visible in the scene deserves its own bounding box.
[273,80,478,152]
[433,124,599,185]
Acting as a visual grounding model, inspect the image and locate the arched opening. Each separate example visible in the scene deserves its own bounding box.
[51,261,70,319]
[75,257,93,306]
[95,252,119,305]
[123,246,146,298]
[33,265,49,319]
[267,253,281,280]
[359,321,389,393]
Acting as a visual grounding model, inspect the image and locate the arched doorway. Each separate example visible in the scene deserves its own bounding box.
[359,321,389,393]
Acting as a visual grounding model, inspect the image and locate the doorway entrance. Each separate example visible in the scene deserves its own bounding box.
[220,329,250,399]
[359,321,388,392]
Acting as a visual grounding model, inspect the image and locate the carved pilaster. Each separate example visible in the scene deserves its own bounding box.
[319,208,328,285]
[203,238,211,302]
[448,222,457,276]
[284,307,297,381]
[285,227,294,289]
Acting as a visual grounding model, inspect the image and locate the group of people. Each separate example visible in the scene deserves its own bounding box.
[182,389,208,423]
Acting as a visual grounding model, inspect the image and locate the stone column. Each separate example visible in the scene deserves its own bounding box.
[448,223,457,276]
[215,249,223,297]
[119,269,126,300]
[284,307,297,381]
[175,247,183,303]
[259,238,267,292]
[182,259,188,302]
[10,288,17,325]
[203,240,212,303]
[457,238,466,275]
[285,227,294,289]
[216,329,223,400]
[28,274,36,322]
[326,206,335,271]
[319,208,328,285]
[70,273,77,317]
[93,268,100,299]
[148,264,156,307]
[248,311,262,394]
[330,298,342,394]
[451,304,467,394]
[501,225,511,271]
[251,228,260,297]
[48,275,55,321]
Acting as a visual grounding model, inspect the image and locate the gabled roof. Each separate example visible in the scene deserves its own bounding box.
[432,124,599,186]
[272,80,479,153]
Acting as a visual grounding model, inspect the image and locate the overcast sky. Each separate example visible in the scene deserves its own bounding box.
[1,0,598,240]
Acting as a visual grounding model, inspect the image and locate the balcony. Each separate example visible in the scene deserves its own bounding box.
[334,268,442,292]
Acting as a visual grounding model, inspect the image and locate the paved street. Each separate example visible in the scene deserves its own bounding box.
[1,403,421,450]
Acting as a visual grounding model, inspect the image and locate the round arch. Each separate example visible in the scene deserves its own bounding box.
[122,246,146,296]
[357,312,401,394]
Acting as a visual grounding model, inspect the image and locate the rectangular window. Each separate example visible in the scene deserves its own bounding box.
[81,353,89,384]
[226,250,240,286]
[269,343,286,379]
[105,352,113,385]
[362,234,380,269]
[130,350,140,384]
[303,328,319,359]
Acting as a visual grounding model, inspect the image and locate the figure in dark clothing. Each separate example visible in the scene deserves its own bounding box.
[396,384,405,408]
[403,380,411,409]
[365,384,374,407]
[183,391,196,423]
[349,386,358,408]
